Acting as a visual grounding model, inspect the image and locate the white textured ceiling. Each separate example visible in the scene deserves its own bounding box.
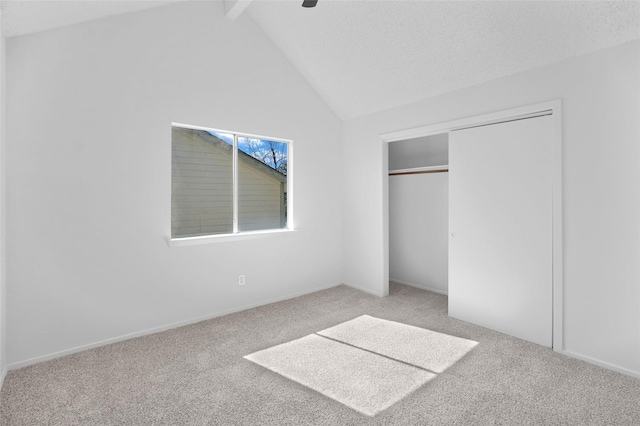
[248,0,640,119]
[1,1,639,120]
[0,0,183,38]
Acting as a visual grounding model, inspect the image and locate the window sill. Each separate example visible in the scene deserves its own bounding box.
[168,228,296,247]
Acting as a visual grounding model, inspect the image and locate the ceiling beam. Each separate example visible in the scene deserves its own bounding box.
[224,0,253,20]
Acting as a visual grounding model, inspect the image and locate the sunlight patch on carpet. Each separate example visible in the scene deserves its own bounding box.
[244,315,477,416]
[245,334,434,416]
[318,315,478,373]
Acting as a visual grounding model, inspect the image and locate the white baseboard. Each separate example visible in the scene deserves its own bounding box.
[7,282,343,371]
[390,278,448,296]
[561,350,640,380]
[0,366,7,390]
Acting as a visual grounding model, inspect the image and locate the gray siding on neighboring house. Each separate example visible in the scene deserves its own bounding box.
[171,127,286,237]
[238,160,286,232]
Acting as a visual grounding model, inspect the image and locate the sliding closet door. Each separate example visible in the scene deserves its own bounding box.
[449,115,552,347]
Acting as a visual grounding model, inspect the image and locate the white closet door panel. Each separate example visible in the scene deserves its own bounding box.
[449,115,552,347]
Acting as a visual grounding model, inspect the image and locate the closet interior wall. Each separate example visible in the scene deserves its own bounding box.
[388,133,449,294]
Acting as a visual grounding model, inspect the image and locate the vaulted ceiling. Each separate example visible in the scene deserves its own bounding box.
[0,0,182,37]
[2,0,639,120]
[248,1,640,119]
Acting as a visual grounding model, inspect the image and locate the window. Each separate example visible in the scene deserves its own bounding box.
[171,123,290,239]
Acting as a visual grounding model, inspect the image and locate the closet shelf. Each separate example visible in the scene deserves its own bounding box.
[388,165,449,176]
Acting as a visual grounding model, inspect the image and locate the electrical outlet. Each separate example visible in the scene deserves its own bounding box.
[238,275,245,286]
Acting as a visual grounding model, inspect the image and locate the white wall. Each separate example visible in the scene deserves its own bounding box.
[388,133,448,171]
[389,173,448,294]
[6,2,343,367]
[343,40,640,377]
[0,9,7,386]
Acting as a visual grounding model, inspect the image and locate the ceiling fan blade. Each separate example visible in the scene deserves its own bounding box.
[302,0,318,7]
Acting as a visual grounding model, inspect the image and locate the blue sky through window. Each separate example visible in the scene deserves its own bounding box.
[209,131,288,175]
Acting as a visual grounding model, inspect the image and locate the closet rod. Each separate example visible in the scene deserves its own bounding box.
[389,169,449,176]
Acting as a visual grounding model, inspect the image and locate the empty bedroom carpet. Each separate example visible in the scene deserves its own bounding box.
[3,284,640,425]
[244,315,476,416]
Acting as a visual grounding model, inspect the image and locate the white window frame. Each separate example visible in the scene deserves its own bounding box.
[169,122,294,247]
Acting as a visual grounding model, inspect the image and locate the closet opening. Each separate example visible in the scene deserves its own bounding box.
[388,133,449,295]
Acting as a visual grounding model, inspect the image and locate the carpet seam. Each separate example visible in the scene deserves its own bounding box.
[313,332,440,375]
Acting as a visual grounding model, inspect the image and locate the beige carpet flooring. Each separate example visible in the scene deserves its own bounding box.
[1,283,640,425]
